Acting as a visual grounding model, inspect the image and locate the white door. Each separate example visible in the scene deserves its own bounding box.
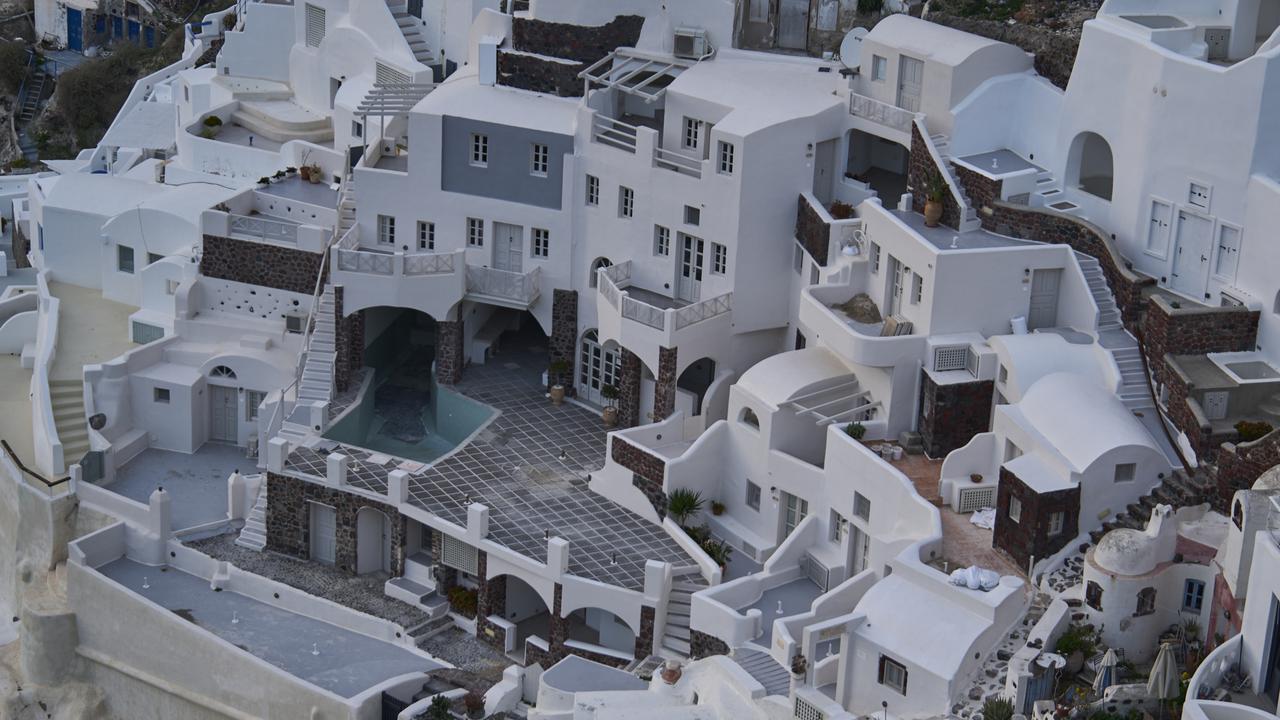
[848,525,869,575]
[208,384,238,444]
[778,0,808,49]
[310,502,337,565]
[1028,269,1061,330]
[1171,210,1212,298]
[782,492,808,539]
[577,331,621,405]
[492,222,523,273]
[677,233,704,303]
[897,56,924,113]
[887,258,907,317]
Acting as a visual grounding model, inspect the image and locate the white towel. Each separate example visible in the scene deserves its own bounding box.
[970,507,996,530]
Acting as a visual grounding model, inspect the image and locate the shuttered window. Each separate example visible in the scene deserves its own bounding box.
[304,4,325,47]
[375,62,411,86]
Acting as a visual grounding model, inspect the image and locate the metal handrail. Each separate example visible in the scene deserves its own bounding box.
[2,439,69,489]
[592,115,639,153]
[283,207,345,417]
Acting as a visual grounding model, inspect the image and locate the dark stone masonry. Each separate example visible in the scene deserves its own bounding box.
[690,629,730,659]
[201,234,325,296]
[618,348,643,428]
[1141,295,1259,388]
[917,370,994,458]
[794,194,830,266]
[265,471,406,577]
[653,346,678,422]
[476,551,509,651]
[498,15,644,98]
[635,605,655,659]
[497,52,584,98]
[611,437,667,518]
[908,123,962,231]
[993,467,1080,570]
[435,320,464,385]
[952,163,1003,216]
[1214,430,1280,511]
[549,289,578,393]
[332,285,365,393]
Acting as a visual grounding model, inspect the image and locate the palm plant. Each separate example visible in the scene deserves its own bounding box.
[668,488,704,526]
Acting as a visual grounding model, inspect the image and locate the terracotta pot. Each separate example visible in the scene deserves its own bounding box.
[602,406,619,427]
[549,385,565,406]
[1065,650,1084,675]
[299,166,312,182]
[924,199,943,227]
[309,170,322,184]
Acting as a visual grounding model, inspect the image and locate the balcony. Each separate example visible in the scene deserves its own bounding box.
[329,227,467,319]
[1185,635,1279,720]
[586,110,708,180]
[848,92,917,138]
[202,208,332,253]
[798,284,926,368]
[464,264,542,309]
[596,261,732,367]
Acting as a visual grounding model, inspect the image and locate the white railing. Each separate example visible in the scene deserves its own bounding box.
[336,249,393,275]
[673,292,732,330]
[592,115,639,153]
[465,265,541,305]
[622,295,666,330]
[597,260,731,334]
[404,252,455,276]
[849,93,917,134]
[229,213,299,244]
[653,146,702,178]
[31,273,63,477]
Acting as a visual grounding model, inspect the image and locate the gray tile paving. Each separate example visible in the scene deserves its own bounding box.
[108,444,252,530]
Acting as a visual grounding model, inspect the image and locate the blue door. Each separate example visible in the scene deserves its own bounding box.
[112,15,122,38]
[143,25,154,47]
[66,7,83,51]
[127,20,139,42]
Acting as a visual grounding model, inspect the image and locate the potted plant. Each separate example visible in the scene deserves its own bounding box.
[299,165,312,182]
[844,421,866,440]
[601,383,620,427]
[307,163,324,184]
[425,696,452,720]
[668,488,704,527]
[257,176,271,186]
[790,653,808,678]
[970,473,984,484]
[701,536,732,570]
[463,690,485,719]
[1054,625,1095,675]
[711,500,725,516]
[923,168,947,228]
[548,359,571,405]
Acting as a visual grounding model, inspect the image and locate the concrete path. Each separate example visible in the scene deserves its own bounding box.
[109,444,250,531]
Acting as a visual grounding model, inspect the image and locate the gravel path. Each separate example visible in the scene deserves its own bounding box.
[186,533,429,629]
[419,627,510,684]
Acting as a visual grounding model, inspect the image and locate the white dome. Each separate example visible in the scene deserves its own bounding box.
[1254,464,1280,491]
[1093,528,1161,576]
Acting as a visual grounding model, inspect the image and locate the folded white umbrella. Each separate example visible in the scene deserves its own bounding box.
[1093,648,1119,696]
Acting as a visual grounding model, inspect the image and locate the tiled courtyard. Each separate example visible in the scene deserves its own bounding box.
[286,335,695,591]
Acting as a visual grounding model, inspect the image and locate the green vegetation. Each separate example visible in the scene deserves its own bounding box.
[446,585,478,618]
[425,695,452,720]
[668,488,704,526]
[981,698,1015,720]
[1055,624,1097,657]
[856,0,884,14]
[844,422,866,440]
[1235,420,1273,443]
[0,41,29,96]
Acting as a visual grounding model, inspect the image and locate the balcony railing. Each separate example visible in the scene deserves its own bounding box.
[849,92,916,134]
[653,146,702,178]
[465,265,541,306]
[229,213,299,244]
[405,252,455,276]
[592,115,639,153]
[598,260,732,334]
[674,292,732,330]
[336,248,393,275]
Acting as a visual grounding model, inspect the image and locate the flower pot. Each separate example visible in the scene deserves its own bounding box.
[299,166,312,182]
[602,406,619,427]
[309,171,322,184]
[1065,650,1084,675]
[924,199,943,227]
[549,384,565,406]
[970,473,984,484]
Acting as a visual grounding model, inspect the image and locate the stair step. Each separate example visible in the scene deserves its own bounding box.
[661,636,691,655]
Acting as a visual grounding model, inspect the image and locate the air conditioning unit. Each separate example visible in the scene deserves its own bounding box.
[674,27,708,59]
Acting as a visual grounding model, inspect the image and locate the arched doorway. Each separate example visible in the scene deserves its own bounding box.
[577,329,621,406]
[356,507,392,575]
[589,257,612,288]
[566,607,636,660]
[492,574,552,661]
[676,357,716,417]
[1067,131,1113,201]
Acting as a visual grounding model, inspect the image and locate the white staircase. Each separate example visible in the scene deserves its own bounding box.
[1031,168,1081,215]
[928,133,982,233]
[730,647,791,697]
[235,479,268,551]
[386,1,435,65]
[1076,253,1152,411]
[1078,255,1123,333]
[337,174,357,237]
[50,379,90,464]
[660,565,707,657]
[297,286,337,405]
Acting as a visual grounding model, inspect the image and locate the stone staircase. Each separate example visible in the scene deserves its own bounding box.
[386,0,434,65]
[1076,253,1152,411]
[928,133,982,233]
[17,68,46,125]
[297,286,337,405]
[337,174,357,237]
[50,379,90,465]
[1078,254,1124,333]
[730,647,791,697]
[235,479,268,551]
[660,565,707,657]
[1089,468,1215,544]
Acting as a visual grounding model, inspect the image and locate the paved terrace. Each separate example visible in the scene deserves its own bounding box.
[287,347,695,591]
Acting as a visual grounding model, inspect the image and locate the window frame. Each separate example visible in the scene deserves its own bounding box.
[717,141,735,175]
[711,242,727,274]
[417,220,435,251]
[530,142,549,177]
[682,117,702,151]
[853,492,871,522]
[1008,496,1022,524]
[466,217,484,247]
[153,386,170,404]
[470,133,489,167]
[878,655,908,695]
[246,390,266,421]
[1114,463,1136,483]
[586,174,600,206]
[1135,587,1157,616]
[871,55,887,82]
[1047,511,1064,537]
[531,227,550,258]
[746,481,761,511]
[377,214,396,245]
[619,186,634,218]
[1182,579,1205,613]
[654,225,670,256]
[117,245,135,274]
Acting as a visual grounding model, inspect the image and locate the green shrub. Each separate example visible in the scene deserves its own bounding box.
[981,698,1014,720]
[199,127,218,139]
[55,44,147,142]
[668,488,704,526]
[856,0,884,15]
[1235,420,1273,443]
[1055,625,1096,657]
[829,200,855,219]
[425,695,452,720]
[202,115,223,127]
[844,422,866,440]
[0,41,28,96]
[446,585,478,618]
[701,537,733,567]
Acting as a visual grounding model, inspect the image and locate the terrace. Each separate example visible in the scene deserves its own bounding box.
[201,179,337,253]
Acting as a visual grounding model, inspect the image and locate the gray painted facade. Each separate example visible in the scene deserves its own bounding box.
[441,115,572,210]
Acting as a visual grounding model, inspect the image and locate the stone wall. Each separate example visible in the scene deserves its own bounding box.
[475,551,509,651]
[953,164,1003,215]
[264,471,406,576]
[1160,359,1220,463]
[690,629,730,659]
[917,371,994,458]
[1141,295,1259,388]
[549,289,578,393]
[499,15,644,98]
[635,605,655,659]
[653,346,678,422]
[795,194,830,266]
[430,529,458,593]
[612,436,668,518]
[332,285,365,393]
[11,222,29,268]
[618,348,642,428]
[908,123,961,231]
[1214,429,1280,512]
[992,467,1080,570]
[435,320,464,385]
[984,203,1155,327]
[497,52,584,98]
[201,234,325,296]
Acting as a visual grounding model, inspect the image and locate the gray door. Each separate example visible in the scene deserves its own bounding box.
[812,139,837,206]
[1028,268,1061,330]
[492,222,523,273]
[887,257,906,317]
[897,56,924,112]
[208,384,238,444]
[1205,28,1230,60]
[1171,210,1212,298]
[778,0,808,50]
[310,502,337,565]
[677,233,704,303]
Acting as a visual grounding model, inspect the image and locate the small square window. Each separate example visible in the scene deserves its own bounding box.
[285,315,304,333]
[586,175,600,206]
[1047,511,1064,536]
[684,205,701,226]
[352,120,363,138]
[654,225,670,256]
[619,186,634,218]
[532,228,549,258]
[1115,463,1136,483]
[683,117,702,150]
[1182,579,1205,613]
[746,481,761,511]
[711,243,727,274]
[878,656,908,695]
[911,272,923,304]
[853,492,871,521]
[377,214,395,245]
[153,387,170,404]
[246,390,265,421]
[1008,496,1022,524]
[117,245,135,274]
[530,143,549,176]
[869,242,881,273]
[470,133,488,166]
[717,141,735,175]
[418,221,435,251]
[467,218,484,247]
[1188,182,1211,211]
[871,55,887,81]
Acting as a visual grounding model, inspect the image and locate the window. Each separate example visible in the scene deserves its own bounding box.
[117,245,135,273]
[711,243,727,274]
[1008,496,1022,524]
[740,407,760,429]
[830,510,846,542]
[530,143,549,176]
[1215,223,1241,280]
[794,244,805,274]
[746,480,761,511]
[783,494,809,537]
[210,365,237,379]
[1114,463,1136,483]
[153,387,170,404]
[878,656,908,695]
[853,492,871,521]
[1183,579,1206,613]
[1188,181,1211,211]
[532,228,549,258]
[377,214,395,245]
[998,364,1009,384]
[1086,581,1103,611]
[586,175,600,206]
[417,221,435,251]
[304,3,325,47]
[684,205,701,226]
[654,225,670,256]
[911,272,923,304]
[1047,511,1064,536]
[1145,198,1173,257]
[717,141,735,175]
[682,117,702,151]
[147,252,163,266]
[1136,587,1156,616]
[619,186,634,218]
[869,241,881,273]
[352,120,363,138]
[470,133,488,166]
[871,55,887,81]
[246,390,265,421]
[285,315,303,333]
[467,218,484,247]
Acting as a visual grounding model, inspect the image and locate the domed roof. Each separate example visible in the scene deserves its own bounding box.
[1254,464,1280,491]
[1094,528,1161,576]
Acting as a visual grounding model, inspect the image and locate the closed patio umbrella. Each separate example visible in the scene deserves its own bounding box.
[1147,642,1181,719]
[1093,648,1120,697]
